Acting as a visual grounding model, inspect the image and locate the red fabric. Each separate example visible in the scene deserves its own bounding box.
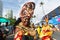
[14,31,23,40]
[14,34,23,40]
[43,30,46,32]
[42,36,51,40]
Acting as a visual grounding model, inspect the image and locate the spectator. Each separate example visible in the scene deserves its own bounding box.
[0,29,4,40]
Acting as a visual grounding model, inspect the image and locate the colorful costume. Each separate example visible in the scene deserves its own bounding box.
[14,22,36,40]
[14,31,23,40]
[40,25,53,40]
[14,2,36,40]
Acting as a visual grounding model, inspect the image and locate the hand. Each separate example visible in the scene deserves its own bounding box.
[6,29,9,31]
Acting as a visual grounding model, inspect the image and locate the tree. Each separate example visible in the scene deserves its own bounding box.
[8,18,16,25]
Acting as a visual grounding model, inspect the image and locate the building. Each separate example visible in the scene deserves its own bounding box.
[42,6,60,20]
[0,0,3,17]
[6,9,13,19]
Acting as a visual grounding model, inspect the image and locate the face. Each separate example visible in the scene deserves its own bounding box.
[27,8,34,18]
[21,17,30,26]
[20,2,35,26]
[21,3,34,18]
[20,6,33,19]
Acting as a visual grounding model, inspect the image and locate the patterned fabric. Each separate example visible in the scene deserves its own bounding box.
[14,22,34,40]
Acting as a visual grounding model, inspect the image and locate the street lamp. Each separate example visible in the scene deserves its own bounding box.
[40,2,49,23]
[40,2,46,22]
[40,2,45,15]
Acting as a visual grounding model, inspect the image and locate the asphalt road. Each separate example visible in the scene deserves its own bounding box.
[52,31,60,40]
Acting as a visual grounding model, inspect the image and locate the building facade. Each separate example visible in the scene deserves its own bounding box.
[6,9,13,19]
[0,0,3,17]
[42,6,60,20]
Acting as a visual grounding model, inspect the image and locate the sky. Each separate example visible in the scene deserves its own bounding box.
[2,0,60,24]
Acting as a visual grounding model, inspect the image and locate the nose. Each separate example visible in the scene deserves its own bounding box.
[25,19,28,22]
[27,13,30,16]
[27,13,32,18]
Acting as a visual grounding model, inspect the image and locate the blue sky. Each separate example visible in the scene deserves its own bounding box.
[2,0,20,18]
[2,0,60,24]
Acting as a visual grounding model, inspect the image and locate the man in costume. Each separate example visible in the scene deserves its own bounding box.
[14,2,36,40]
[40,16,60,40]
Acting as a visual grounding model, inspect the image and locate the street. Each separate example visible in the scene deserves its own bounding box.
[52,31,60,40]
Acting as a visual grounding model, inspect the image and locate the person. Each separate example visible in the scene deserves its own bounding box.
[0,22,1,27]
[4,22,9,36]
[36,25,42,40]
[0,29,4,40]
[40,16,53,40]
[14,2,36,40]
[41,16,60,40]
[13,18,21,33]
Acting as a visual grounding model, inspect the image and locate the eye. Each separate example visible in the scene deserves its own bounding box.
[23,10,27,15]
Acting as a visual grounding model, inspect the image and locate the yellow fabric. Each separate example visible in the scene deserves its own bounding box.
[39,25,53,38]
[45,25,53,36]
[39,25,46,38]
[36,26,40,35]
[45,31,53,36]
[24,32,28,35]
